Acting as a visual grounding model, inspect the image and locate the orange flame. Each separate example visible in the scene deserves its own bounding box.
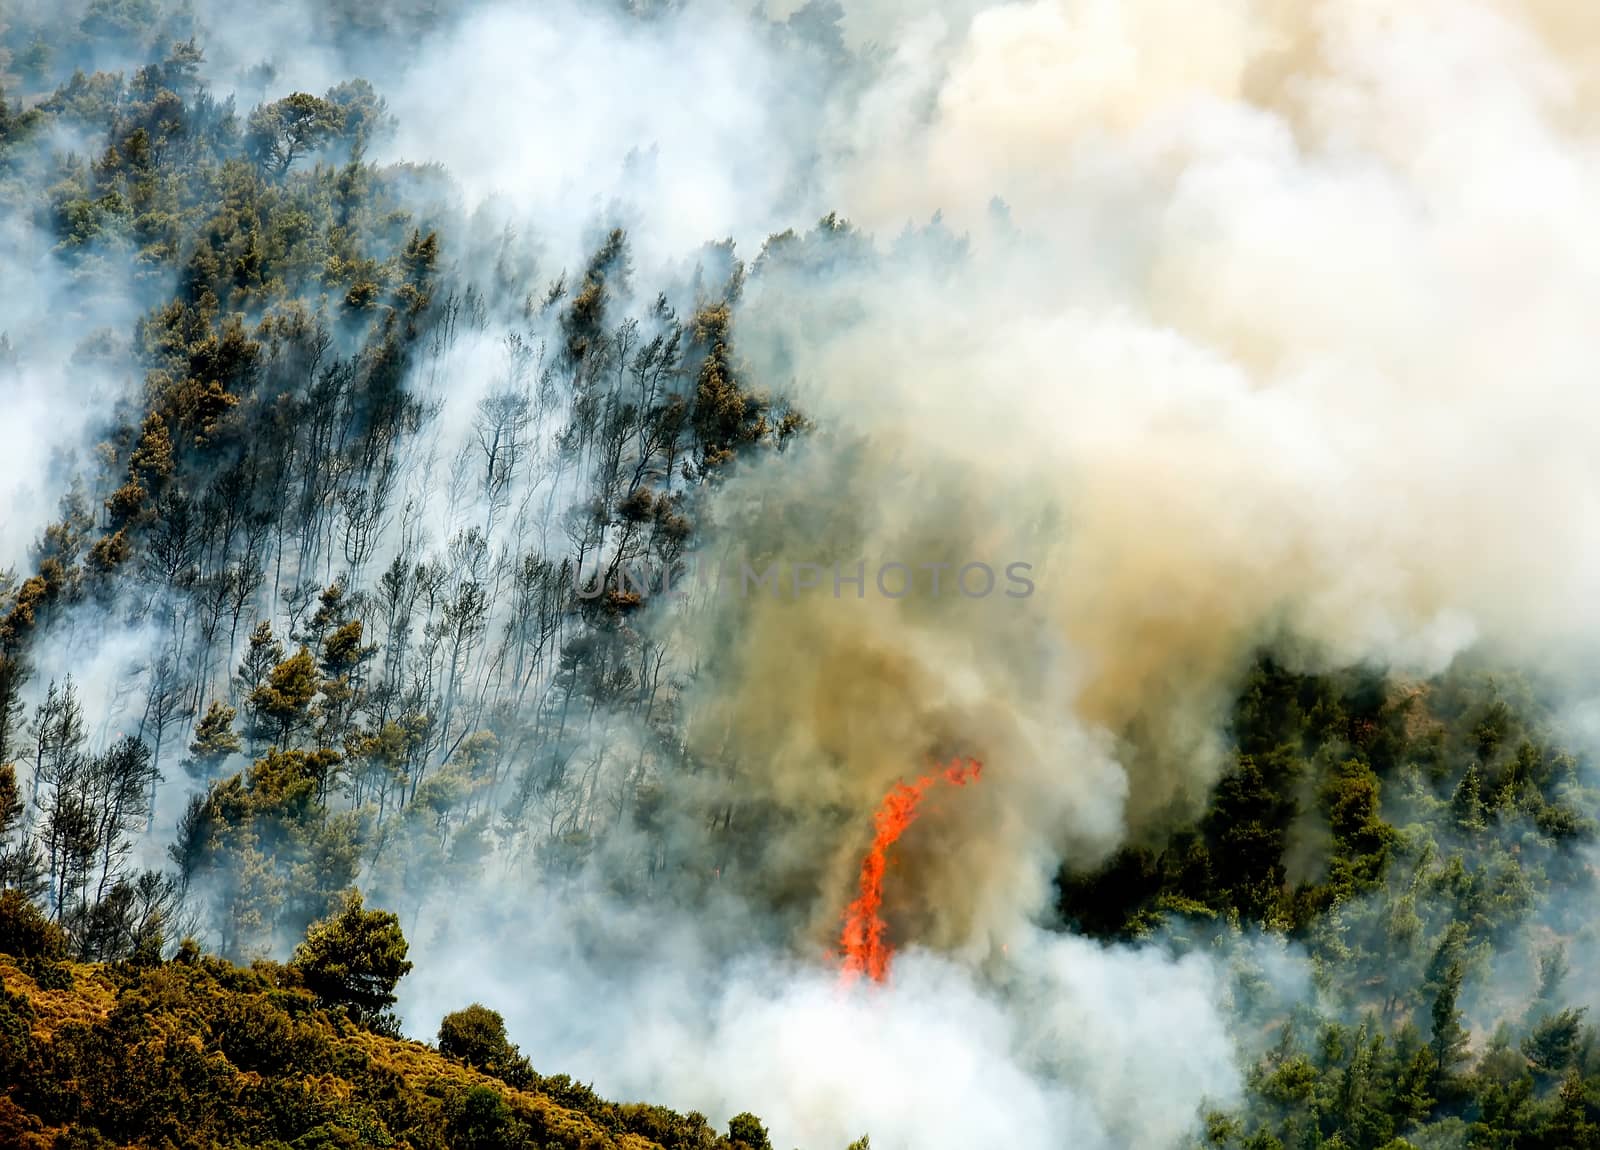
[839,757,983,984]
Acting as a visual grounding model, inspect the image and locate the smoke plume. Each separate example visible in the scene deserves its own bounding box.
[666,0,1600,961]
[9,0,1600,1147]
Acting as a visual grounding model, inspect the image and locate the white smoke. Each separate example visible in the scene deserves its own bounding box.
[351,0,1600,1143]
[11,0,1600,1145]
[401,905,1261,1150]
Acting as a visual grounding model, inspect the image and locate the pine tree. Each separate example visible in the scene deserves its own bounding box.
[86,735,158,905]
[1548,1071,1600,1149]
[236,621,287,752]
[185,700,242,782]
[1451,763,1485,830]
[1531,944,1569,1017]
[727,1113,772,1150]
[249,647,318,749]
[290,888,412,1027]
[0,761,20,836]
[128,411,176,487]
[219,826,283,961]
[1522,1008,1589,1078]
[1430,963,1469,1093]
[0,762,45,899]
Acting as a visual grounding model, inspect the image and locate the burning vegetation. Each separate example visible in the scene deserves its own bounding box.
[839,758,984,984]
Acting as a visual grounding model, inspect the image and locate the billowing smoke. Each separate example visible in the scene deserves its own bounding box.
[663,0,1600,959]
[404,911,1264,1150]
[409,1,1600,1142]
[8,0,1600,1147]
[0,209,142,567]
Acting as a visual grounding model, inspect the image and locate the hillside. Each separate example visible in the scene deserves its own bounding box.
[0,899,778,1150]
[1071,663,1600,1149]
[7,2,1600,1148]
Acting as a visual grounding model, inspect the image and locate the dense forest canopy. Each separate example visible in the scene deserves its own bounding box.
[4,1,1600,1148]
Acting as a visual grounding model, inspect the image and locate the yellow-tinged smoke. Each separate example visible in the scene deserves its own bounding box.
[669,0,1600,959]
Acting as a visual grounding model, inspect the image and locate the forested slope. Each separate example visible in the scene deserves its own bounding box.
[0,889,779,1150]
[6,3,1600,1150]
[0,19,810,962]
[0,8,800,1144]
[1074,664,1600,1150]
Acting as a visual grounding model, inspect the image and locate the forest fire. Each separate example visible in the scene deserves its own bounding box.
[839,757,984,984]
